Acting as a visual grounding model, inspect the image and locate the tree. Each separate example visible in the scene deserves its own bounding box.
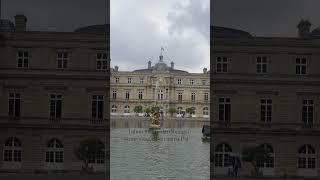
[168,107,176,117]
[134,105,143,115]
[151,106,160,114]
[75,138,105,172]
[144,107,151,116]
[241,145,270,176]
[186,107,195,116]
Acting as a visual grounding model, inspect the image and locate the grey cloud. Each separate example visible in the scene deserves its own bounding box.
[167,0,209,39]
[2,0,108,32]
[111,0,209,73]
[213,0,320,37]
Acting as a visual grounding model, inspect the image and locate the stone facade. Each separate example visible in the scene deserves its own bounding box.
[110,53,210,118]
[212,23,320,178]
[0,15,109,172]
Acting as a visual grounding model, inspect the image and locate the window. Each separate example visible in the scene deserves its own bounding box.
[3,137,21,162]
[8,93,20,118]
[128,78,132,84]
[219,98,231,122]
[302,100,314,124]
[256,56,268,74]
[45,139,63,163]
[92,95,104,119]
[56,51,68,69]
[17,50,29,68]
[202,80,206,85]
[140,78,144,84]
[111,105,117,113]
[204,92,209,101]
[177,79,182,84]
[125,92,130,100]
[190,79,194,85]
[96,52,108,70]
[215,143,232,167]
[50,94,62,119]
[124,105,130,113]
[178,92,183,102]
[203,107,209,116]
[89,142,105,164]
[115,77,119,83]
[112,91,117,100]
[257,144,274,168]
[260,99,272,123]
[158,90,164,100]
[216,56,228,73]
[138,91,143,100]
[298,145,316,169]
[191,92,196,102]
[296,57,307,75]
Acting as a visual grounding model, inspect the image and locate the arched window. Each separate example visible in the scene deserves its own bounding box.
[215,143,232,167]
[89,141,105,164]
[111,105,117,113]
[124,105,130,113]
[257,144,274,168]
[45,139,63,163]
[3,137,21,162]
[203,107,209,115]
[298,145,316,169]
[177,107,183,115]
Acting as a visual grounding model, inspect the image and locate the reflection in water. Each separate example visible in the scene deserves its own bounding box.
[150,130,160,141]
[110,117,209,129]
[111,118,210,180]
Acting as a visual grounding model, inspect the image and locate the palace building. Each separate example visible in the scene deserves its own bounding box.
[0,14,109,172]
[110,51,210,118]
[212,20,320,178]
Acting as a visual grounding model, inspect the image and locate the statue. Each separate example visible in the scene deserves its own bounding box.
[152,112,160,125]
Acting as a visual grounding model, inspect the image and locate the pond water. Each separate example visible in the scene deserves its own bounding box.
[110,118,210,180]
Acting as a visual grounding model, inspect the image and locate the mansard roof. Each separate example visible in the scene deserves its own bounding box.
[212,26,252,38]
[74,24,109,33]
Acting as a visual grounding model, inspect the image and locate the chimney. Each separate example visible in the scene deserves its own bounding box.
[14,14,27,32]
[171,61,174,69]
[297,19,311,38]
[203,68,207,74]
[114,66,119,72]
[148,61,152,69]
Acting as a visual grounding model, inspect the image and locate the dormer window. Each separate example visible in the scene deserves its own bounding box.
[296,57,307,75]
[17,50,29,68]
[96,52,108,70]
[216,56,228,73]
[56,51,69,69]
[256,56,268,74]
[190,79,194,85]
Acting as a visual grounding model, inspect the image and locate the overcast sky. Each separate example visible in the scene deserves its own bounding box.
[1,0,108,32]
[213,0,320,37]
[111,0,210,73]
